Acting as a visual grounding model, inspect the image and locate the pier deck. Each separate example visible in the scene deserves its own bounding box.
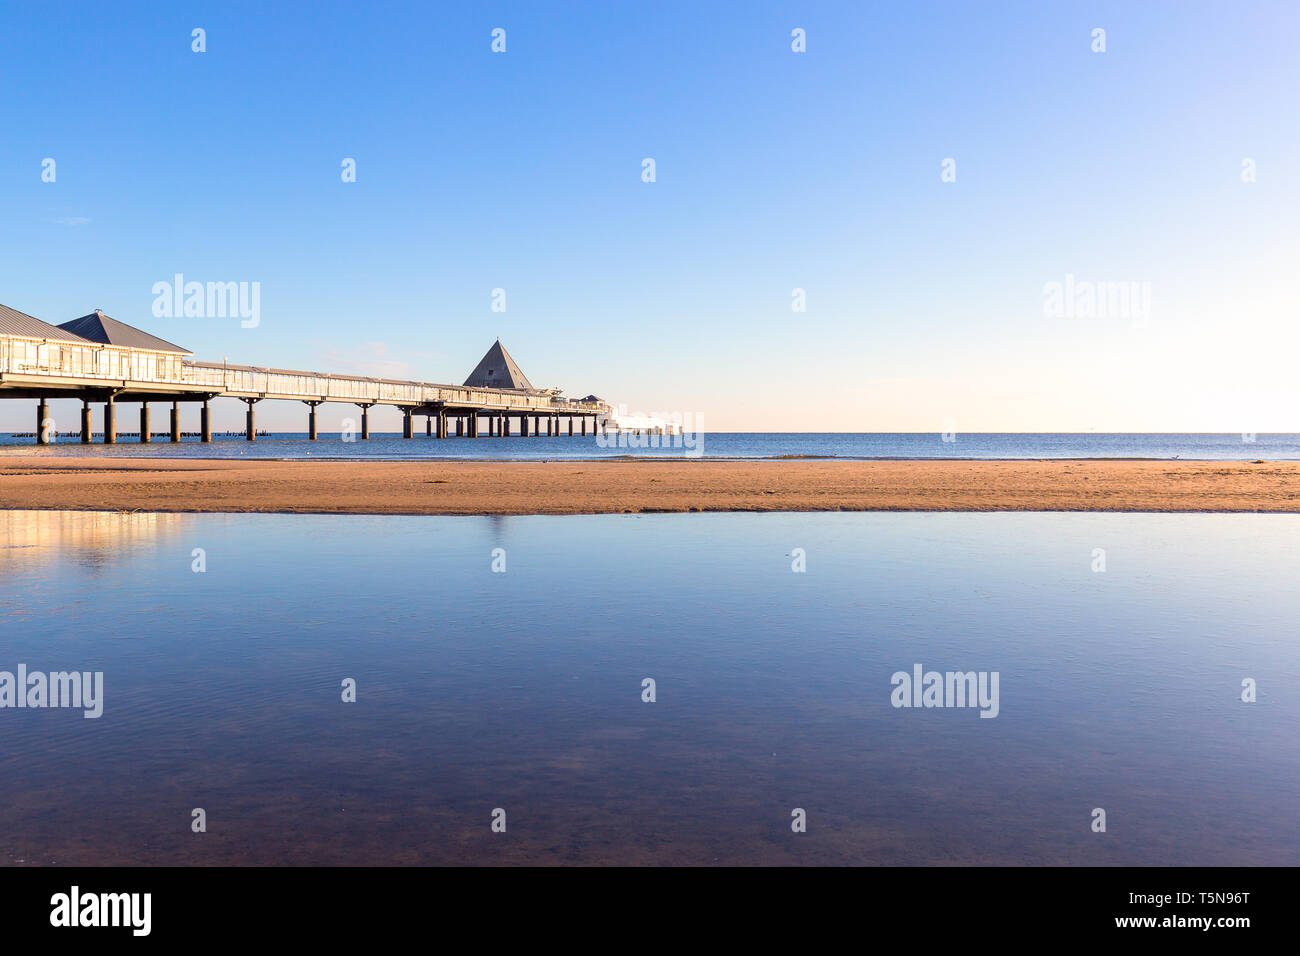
[1,305,609,443]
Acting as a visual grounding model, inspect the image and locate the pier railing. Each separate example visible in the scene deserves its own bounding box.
[183,362,602,412]
[0,338,607,414]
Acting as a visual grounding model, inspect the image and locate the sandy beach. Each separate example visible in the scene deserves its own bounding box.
[1,456,1298,515]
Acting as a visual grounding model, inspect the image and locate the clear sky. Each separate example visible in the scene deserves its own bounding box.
[2,0,1297,433]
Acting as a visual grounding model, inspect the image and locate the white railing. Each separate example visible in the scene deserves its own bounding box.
[182,363,603,412]
[0,338,183,383]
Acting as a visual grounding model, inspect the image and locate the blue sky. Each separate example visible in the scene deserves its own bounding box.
[2,0,1297,432]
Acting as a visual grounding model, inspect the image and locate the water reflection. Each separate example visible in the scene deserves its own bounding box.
[0,509,187,573]
[0,510,1296,866]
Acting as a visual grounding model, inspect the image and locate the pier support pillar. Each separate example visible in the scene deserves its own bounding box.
[305,400,323,440]
[520,415,529,437]
[456,417,463,437]
[36,399,50,445]
[140,403,151,443]
[568,417,574,436]
[104,399,116,444]
[436,412,446,439]
[426,415,432,437]
[81,401,92,444]
[470,414,479,438]
[201,401,212,443]
[500,415,508,438]
[488,416,495,437]
[170,402,180,442]
[356,404,372,440]
[402,408,413,439]
[581,417,587,436]
[242,398,259,441]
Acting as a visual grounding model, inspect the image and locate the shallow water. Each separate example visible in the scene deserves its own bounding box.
[2,432,1299,461]
[0,510,1295,865]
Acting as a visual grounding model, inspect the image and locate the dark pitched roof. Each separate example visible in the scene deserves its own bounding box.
[463,339,535,391]
[58,310,190,354]
[0,303,96,343]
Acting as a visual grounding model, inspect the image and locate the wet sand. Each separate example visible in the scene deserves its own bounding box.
[1,457,1299,514]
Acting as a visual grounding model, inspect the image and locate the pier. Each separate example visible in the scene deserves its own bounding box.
[0,304,610,444]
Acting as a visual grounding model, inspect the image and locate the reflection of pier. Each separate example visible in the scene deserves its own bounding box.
[0,509,187,572]
[1,304,612,445]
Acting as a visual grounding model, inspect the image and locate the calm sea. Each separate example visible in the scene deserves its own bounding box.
[0,510,1295,865]
[2,432,1298,461]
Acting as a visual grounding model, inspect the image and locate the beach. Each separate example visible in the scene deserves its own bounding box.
[1,456,1298,515]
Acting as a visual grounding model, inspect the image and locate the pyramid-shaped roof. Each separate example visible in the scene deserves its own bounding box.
[0,303,96,343]
[58,310,190,354]
[463,339,535,391]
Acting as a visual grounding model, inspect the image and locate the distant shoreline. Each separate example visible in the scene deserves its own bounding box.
[2,457,1299,516]
[5,431,1296,466]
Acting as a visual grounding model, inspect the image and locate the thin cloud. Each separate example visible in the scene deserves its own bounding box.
[311,340,442,380]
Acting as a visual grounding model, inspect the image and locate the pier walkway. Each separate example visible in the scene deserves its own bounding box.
[0,305,610,444]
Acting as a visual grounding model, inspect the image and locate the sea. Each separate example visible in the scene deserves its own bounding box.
[2,432,1298,461]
